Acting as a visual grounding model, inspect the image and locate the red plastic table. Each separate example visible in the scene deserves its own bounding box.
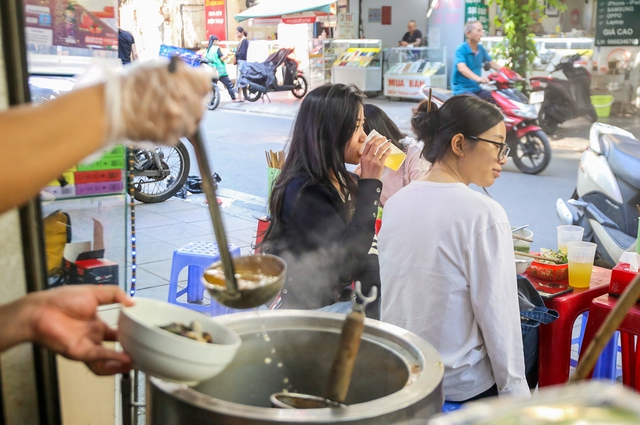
[524,266,612,387]
[579,294,640,389]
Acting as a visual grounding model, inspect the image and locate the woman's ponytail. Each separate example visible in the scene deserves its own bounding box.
[411,99,440,163]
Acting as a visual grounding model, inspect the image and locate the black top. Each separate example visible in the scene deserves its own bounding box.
[118,29,135,64]
[268,176,382,316]
[401,29,423,45]
[236,38,249,61]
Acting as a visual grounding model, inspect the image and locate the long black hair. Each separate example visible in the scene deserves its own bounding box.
[260,84,365,251]
[363,104,406,150]
[411,95,503,163]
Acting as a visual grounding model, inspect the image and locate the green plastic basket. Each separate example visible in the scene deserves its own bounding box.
[590,95,614,118]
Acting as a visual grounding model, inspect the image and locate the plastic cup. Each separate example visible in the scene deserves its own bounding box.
[557,225,585,255]
[512,226,534,254]
[360,129,407,172]
[567,241,597,288]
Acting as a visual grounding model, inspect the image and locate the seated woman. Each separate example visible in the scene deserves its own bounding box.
[379,95,531,402]
[260,84,391,317]
[355,104,431,206]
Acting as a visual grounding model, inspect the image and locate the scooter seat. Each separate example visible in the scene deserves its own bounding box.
[602,133,640,190]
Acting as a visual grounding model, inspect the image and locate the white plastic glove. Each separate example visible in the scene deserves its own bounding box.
[103,58,213,146]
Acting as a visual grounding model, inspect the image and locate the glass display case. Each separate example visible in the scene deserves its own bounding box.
[330,39,382,92]
[309,38,326,86]
[384,47,447,99]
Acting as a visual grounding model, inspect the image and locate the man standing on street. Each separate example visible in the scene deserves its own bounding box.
[399,20,422,46]
[451,20,501,99]
[118,28,138,65]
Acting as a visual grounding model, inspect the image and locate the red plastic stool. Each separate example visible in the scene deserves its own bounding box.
[533,267,612,387]
[579,294,640,390]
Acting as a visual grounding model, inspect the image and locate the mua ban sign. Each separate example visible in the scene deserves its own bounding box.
[384,76,428,99]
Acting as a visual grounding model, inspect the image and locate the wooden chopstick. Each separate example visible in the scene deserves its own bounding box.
[512,233,533,243]
[514,251,563,264]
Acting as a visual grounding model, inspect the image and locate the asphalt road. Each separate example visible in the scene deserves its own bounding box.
[192,109,584,252]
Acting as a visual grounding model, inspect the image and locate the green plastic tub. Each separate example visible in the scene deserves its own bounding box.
[591,95,614,118]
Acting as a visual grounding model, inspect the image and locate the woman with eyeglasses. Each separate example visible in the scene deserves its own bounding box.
[260,84,391,317]
[379,95,531,402]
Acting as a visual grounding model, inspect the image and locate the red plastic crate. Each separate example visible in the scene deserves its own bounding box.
[74,169,122,184]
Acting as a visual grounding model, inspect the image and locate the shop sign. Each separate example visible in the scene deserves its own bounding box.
[384,75,429,99]
[369,8,381,23]
[205,0,226,41]
[464,1,489,33]
[249,18,283,27]
[595,0,640,46]
[282,12,317,25]
[24,0,117,50]
[337,12,357,39]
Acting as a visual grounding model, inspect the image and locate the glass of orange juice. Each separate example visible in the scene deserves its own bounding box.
[567,241,597,288]
[361,129,406,171]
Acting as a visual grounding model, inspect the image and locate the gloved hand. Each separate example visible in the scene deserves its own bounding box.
[104,59,212,145]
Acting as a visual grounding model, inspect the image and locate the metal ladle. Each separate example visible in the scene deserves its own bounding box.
[270,282,378,409]
[169,56,285,309]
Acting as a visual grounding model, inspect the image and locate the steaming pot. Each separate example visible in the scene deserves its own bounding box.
[147,310,444,424]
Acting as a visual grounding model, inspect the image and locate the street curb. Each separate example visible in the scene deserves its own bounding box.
[216,102,297,119]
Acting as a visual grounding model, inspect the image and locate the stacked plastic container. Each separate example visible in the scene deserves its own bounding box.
[42,145,125,199]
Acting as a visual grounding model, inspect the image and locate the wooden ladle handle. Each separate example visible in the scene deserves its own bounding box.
[325,310,365,403]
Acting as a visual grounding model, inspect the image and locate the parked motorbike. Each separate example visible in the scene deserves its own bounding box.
[556,123,639,267]
[424,66,552,174]
[530,52,598,135]
[238,47,308,102]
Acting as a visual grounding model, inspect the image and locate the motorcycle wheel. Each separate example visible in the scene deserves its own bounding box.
[132,140,190,203]
[291,76,308,99]
[243,85,262,102]
[206,83,221,111]
[538,106,558,135]
[511,130,552,175]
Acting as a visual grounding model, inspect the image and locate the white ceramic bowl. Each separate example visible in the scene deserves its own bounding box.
[118,298,241,384]
[512,226,534,253]
[515,253,534,275]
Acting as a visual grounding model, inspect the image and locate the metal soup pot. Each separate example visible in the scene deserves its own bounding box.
[147,310,444,425]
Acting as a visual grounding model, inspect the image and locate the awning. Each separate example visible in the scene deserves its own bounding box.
[235,0,336,23]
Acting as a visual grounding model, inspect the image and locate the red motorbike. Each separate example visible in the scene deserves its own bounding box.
[425,67,552,174]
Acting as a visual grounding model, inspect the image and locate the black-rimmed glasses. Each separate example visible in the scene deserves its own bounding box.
[468,135,510,161]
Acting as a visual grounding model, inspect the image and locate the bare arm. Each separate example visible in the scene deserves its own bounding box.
[0,84,106,213]
[131,43,139,61]
[414,38,422,46]
[457,62,481,82]
[490,60,501,71]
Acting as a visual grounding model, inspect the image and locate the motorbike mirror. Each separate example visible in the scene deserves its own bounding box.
[483,62,491,71]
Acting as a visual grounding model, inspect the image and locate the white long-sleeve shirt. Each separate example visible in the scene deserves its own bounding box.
[379,181,530,401]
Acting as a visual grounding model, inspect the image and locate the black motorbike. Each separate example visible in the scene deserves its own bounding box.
[238,47,308,102]
[530,53,598,135]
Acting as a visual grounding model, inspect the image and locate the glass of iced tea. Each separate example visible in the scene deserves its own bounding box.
[567,241,597,288]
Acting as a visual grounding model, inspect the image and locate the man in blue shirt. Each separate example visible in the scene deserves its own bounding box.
[451,21,501,99]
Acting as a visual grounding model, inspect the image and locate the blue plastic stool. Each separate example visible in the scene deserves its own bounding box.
[442,402,463,412]
[167,242,241,316]
[570,311,621,380]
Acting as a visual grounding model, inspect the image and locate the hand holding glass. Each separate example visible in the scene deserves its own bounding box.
[360,130,406,171]
[567,241,597,288]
